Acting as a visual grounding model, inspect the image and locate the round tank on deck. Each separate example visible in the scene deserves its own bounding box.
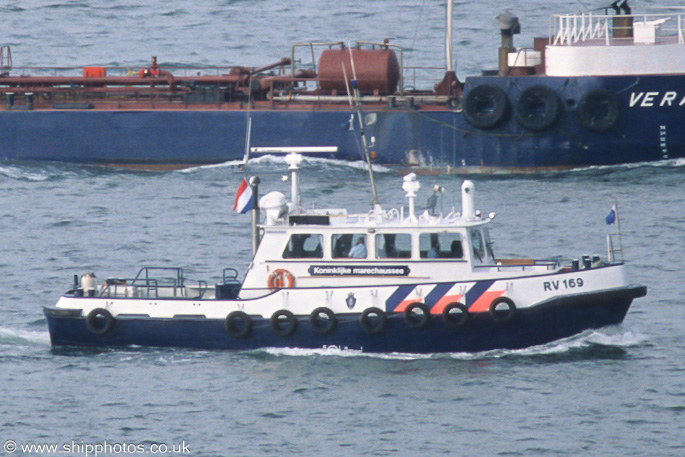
[318,48,400,95]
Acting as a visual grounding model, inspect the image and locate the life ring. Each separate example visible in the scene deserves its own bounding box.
[577,88,620,132]
[403,302,431,329]
[224,310,252,338]
[270,309,298,337]
[442,302,469,329]
[359,307,386,334]
[515,85,562,132]
[488,297,517,322]
[463,84,510,130]
[309,307,336,335]
[267,269,295,291]
[85,308,114,336]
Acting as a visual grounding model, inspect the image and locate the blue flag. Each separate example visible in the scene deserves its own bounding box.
[605,206,616,225]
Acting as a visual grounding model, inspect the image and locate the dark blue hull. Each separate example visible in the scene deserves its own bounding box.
[44,286,645,353]
[2,75,684,170]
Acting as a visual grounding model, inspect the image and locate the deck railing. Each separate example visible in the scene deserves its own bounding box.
[550,11,685,46]
[98,266,207,299]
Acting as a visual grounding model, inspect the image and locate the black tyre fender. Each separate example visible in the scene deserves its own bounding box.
[309,307,337,335]
[359,307,386,334]
[577,88,620,132]
[463,84,510,130]
[442,302,469,329]
[488,297,517,322]
[85,308,114,336]
[403,302,431,329]
[270,309,298,337]
[515,85,562,132]
[224,310,252,338]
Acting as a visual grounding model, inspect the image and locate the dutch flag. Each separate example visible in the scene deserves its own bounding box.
[233,178,253,214]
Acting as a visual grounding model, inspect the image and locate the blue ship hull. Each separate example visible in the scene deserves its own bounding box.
[2,75,683,170]
[43,285,645,353]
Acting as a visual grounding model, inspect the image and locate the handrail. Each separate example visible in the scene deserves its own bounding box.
[0,46,11,75]
[551,11,685,46]
[222,268,240,283]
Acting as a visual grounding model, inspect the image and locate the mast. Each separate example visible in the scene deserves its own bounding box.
[343,47,380,208]
[446,0,454,72]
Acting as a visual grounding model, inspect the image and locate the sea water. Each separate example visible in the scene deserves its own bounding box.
[1,1,685,456]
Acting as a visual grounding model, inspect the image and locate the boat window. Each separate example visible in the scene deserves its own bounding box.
[419,232,464,259]
[375,233,411,259]
[282,233,323,259]
[484,228,496,261]
[470,230,485,262]
[332,233,367,259]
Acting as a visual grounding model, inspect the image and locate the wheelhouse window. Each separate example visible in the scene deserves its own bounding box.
[484,228,496,260]
[470,229,494,263]
[375,233,411,259]
[419,232,464,259]
[282,233,323,259]
[332,233,367,259]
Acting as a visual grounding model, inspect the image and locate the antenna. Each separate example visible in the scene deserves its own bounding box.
[240,73,255,166]
[446,0,454,72]
[343,44,380,208]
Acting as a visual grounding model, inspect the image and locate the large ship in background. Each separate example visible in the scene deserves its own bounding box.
[1,1,684,171]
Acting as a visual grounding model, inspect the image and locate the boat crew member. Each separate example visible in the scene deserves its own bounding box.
[427,235,440,258]
[349,237,367,258]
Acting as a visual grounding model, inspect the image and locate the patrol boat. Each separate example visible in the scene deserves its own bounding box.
[43,152,646,352]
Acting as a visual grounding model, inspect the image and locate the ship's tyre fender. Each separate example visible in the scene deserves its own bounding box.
[309,307,337,335]
[463,84,510,130]
[224,310,252,338]
[270,309,298,337]
[360,307,386,334]
[85,308,114,336]
[489,297,517,322]
[515,85,562,132]
[577,88,620,132]
[442,302,470,329]
[403,302,431,329]
[267,269,295,291]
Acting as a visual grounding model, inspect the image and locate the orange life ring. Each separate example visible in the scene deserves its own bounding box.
[267,269,295,290]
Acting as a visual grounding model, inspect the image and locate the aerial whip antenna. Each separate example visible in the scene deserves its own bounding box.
[343,44,380,209]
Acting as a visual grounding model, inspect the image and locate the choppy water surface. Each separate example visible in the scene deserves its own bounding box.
[1,0,685,456]
[1,158,684,456]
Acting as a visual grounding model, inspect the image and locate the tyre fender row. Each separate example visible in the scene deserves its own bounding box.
[463,84,619,132]
[223,298,517,339]
[84,297,518,337]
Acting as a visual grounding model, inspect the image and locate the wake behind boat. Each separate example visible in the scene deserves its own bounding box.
[43,152,646,352]
[2,1,685,171]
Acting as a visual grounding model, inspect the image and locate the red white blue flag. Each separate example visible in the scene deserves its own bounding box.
[233,178,253,214]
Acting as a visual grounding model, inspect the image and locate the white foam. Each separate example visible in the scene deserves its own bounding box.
[0,327,51,346]
[0,166,50,182]
[263,346,437,360]
[262,327,646,360]
[178,155,393,174]
[569,157,685,174]
[447,326,648,359]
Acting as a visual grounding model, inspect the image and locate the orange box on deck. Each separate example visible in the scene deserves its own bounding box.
[83,67,106,77]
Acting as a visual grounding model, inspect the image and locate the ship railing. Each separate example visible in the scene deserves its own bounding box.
[476,259,560,273]
[98,266,205,299]
[1,70,447,112]
[607,233,624,263]
[550,11,685,46]
[0,46,11,76]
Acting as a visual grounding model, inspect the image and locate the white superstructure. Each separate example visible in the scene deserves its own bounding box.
[544,10,685,76]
